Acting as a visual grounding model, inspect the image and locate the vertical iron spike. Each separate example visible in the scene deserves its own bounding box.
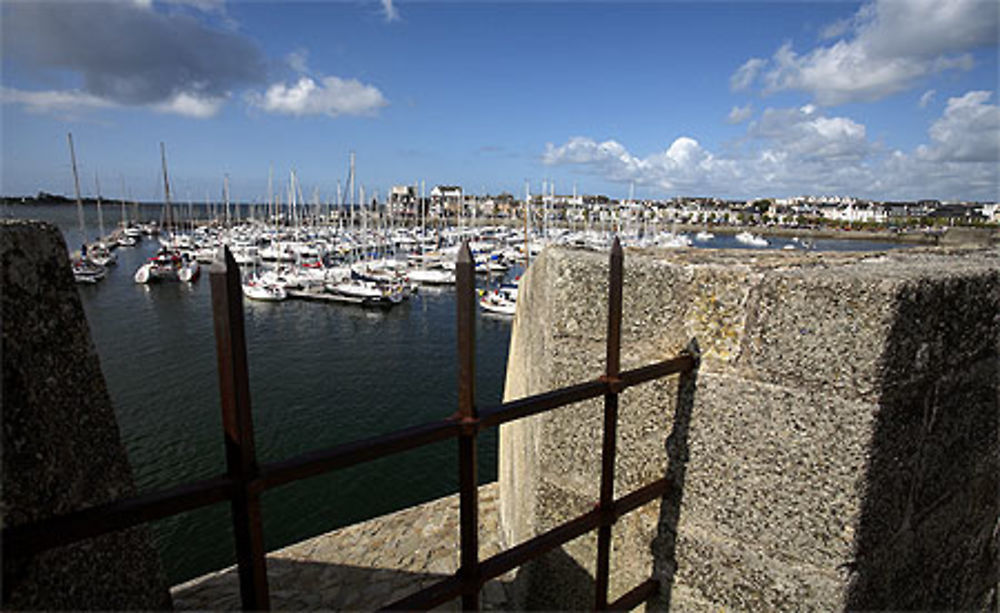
[596,236,624,609]
[455,239,480,610]
[210,247,270,610]
[606,237,623,378]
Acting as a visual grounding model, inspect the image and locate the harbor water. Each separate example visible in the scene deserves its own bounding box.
[4,202,907,584]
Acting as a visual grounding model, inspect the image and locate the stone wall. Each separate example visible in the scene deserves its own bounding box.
[2,220,172,609]
[499,245,999,610]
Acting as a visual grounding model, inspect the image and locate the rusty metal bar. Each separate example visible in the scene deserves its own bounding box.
[2,474,235,558]
[607,578,659,611]
[478,379,608,428]
[257,418,460,491]
[4,352,692,561]
[210,246,270,610]
[384,476,669,611]
[596,237,623,610]
[477,354,694,429]
[455,241,480,610]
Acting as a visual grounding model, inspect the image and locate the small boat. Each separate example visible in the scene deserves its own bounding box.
[73,258,107,284]
[117,235,138,247]
[695,231,715,242]
[243,277,287,301]
[735,231,769,247]
[479,283,518,316]
[407,268,456,286]
[87,243,117,267]
[134,248,199,284]
[327,278,404,307]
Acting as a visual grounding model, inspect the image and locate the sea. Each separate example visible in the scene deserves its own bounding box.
[3,202,906,584]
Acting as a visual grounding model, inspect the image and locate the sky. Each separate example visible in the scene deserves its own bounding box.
[1,0,998,203]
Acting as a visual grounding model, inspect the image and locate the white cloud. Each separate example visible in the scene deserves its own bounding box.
[1,86,225,119]
[152,91,227,118]
[733,0,997,105]
[918,89,936,109]
[381,0,400,22]
[249,76,388,117]
[748,106,871,161]
[727,104,753,124]
[917,90,999,162]
[0,87,117,114]
[542,92,998,200]
[730,58,765,92]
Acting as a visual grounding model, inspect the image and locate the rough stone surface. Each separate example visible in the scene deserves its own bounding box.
[499,245,1000,610]
[1,220,172,609]
[171,483,515,610]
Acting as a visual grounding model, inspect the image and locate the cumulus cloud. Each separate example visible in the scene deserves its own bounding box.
[916,90,1000,162]
[542,92,998,200]
[249,76,388,117]
[2,1,264,117]
[748,105,871,161]
[732,0,997,105]
[727,104,753,124]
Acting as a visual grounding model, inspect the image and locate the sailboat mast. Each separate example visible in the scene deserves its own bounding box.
[68,132,85,243]
[160,142,173,231]
[524,180,530,267]
[224,174,231,227]
[95,173,105,240]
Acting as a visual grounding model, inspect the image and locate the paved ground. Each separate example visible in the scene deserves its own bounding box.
[171,483,516,610]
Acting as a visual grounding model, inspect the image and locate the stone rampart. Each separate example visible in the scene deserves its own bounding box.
[499,245,999,610]
[1,220,172,609]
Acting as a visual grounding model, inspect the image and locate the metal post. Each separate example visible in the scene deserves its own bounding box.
[456,241,480,610]
[595,237,623,609]
[211,246,270,610]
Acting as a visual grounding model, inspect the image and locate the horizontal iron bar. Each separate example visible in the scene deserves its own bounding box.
[380,477,671,611]
[256,418,461,492]
[3,355,690,560]
[478,379,607,428]
[3,475,235,558]
[380,574,465,610]
[608,578,659,611]
[479,354,695,429]
[619,354,696,389]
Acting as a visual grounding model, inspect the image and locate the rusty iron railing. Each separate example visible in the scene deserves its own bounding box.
[3,238,696,610]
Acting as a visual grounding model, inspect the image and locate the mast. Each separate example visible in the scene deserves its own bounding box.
[67,132,85,247]
[524,180,530,267]
[224,173,231,227]
[95,172,105,241]
[160,142,173,231]
[267,164,274,226]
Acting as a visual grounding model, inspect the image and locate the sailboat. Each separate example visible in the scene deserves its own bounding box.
[67,133,107,284]
[134,142,199,284]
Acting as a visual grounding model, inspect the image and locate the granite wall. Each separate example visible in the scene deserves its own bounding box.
[2,220,172,609]
[499,245,999,610]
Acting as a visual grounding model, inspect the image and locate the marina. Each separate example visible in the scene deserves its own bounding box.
[3,200,908,585]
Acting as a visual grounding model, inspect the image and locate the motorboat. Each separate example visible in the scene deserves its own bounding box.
[735,231,769,247]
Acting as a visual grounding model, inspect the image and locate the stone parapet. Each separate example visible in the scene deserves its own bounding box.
[1,220,172,609]
[499,245,999,610]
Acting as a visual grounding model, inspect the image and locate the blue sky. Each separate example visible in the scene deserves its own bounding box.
[2,1,997,202]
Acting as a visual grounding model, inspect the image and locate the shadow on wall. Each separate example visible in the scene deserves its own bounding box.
[513,340,701,611]
[651,339,700,611]
[846,276,999,609]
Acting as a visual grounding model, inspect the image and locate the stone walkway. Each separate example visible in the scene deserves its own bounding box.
[171,483,515,610]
